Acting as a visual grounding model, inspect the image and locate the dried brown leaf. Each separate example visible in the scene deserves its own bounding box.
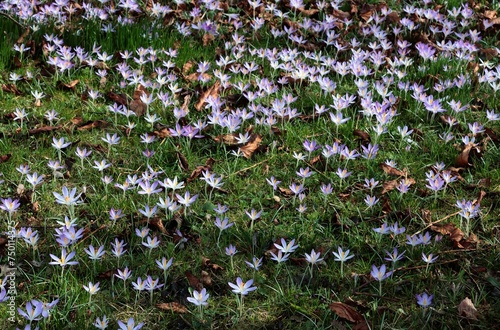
[77,120,108,131]
[153,128,171,138]
[485,127,499,143]
[188,164,212,182]
[278,187,294,197]
[484,10,497,20]
[181,94,191,113]
[202,33,215,46]
[106,91,128,106]
[213,133,239,146]
[458,297,479,320]
[57,79,79,90]
[156,302,188,314]
[148,217,167,234]
[182,61,195,75]
[2,84,23,95]
[185,72,211,83]
[421,209,432,224]
[380,163,405,176]
[430,223,464,245]
[0,154,12,164]
[381,179,398,194]
[185,271,202,291]
[202,257,224,271]
[479,48,498,60]
[331,9,351,20]
[310,154,322,165]
[200,270,212,287]
[455,142,479,168]
[240,134,262,159]
[28,125,61,135]
[297,7,319,16]
[97,269,116,279]
[195,80,220,111]
[329,302,364,323]
[353,129,370,144]
[177,151,189,171]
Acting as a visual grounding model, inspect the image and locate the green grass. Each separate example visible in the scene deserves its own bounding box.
[1,1,500,329]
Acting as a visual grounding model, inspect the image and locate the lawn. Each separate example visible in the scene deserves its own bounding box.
[1,0,500,329]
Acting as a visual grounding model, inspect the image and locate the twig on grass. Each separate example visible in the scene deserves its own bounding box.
[412,211,461,236]
[230,157,273,177]
[0,11,26,28]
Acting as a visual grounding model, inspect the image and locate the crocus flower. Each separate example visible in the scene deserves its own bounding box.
[416,292,433,308]
[117,318,144,330]
[187,288,209,306]
[228,277,257,295]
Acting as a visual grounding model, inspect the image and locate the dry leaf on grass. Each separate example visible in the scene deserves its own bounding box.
[147,217,167,234]
[177,151,189,171]
[185,72,212,83]
[202,33,215,46]
[194,80,220,111]
[431,223,464,245]
[57,79,79,90]
[153,128,171,138]
[202,257,224,271]
[0,154,12,164]
[329,302,365,324]
[200,270,212,286]
[156,302,188,314]
[353,129,370,143]
[278,186,294,197]
[456,142,481,168]
[182,60,195,75]
[458,297,479,320]
[240,134,262,158]
[380,163,405,176]
[213,133,240,146]
[106,91,128,106]
[77,120,108,131]
[2,84,23,95]
[185,270,203,291]
[129,84,148,116]
[28,126,61,135]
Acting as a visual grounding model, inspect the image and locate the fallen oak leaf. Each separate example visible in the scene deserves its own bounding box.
[182,60,195,75]
[156,302,188,314]
[130,84,149,116]
[188,164,212,182]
